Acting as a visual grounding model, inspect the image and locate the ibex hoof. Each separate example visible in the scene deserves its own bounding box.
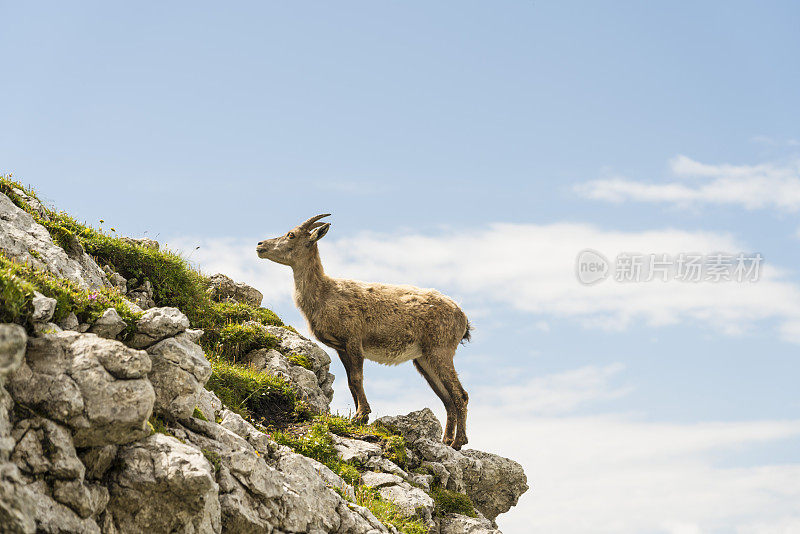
[352,413,370,425]
[447,437,468,451]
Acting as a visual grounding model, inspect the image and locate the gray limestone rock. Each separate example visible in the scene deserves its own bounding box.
[147,331,212,420]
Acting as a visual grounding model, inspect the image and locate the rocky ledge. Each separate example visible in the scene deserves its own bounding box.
[0,182,528,533]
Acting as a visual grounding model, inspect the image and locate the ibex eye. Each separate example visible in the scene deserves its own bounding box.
[287,232,295,239]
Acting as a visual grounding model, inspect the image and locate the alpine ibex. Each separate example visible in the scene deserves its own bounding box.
[256,214,472,449]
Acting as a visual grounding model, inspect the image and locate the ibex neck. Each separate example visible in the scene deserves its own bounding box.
[292,248,328,317]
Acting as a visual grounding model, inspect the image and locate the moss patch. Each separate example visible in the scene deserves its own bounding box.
[149,414,170,435]
[286,352,313,370]
[202,448,221,473]
[430,485,476,518]
[192,407,208,422]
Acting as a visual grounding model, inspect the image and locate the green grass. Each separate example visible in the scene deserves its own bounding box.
[353,485,429,534]
[206,359,297,424]
[272,422,338,464]
[0,253,141,334]
[0,259,35,324]
[316,413,394,439]
[430,485,476,518]
[192,407,209,422]
[271,421,362,486]
[385,434,408,469]
[216,322,279,361]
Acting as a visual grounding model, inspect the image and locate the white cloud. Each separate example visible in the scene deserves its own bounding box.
[477,412,800,534]
[473,363,631,416]
[169,222,800,342]
[575,155,800,211]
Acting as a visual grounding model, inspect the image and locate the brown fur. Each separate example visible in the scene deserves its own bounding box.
[257,214,471,449]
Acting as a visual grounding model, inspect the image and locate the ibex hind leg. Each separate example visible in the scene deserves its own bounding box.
[420,348,468,450]
[413,358,456,444]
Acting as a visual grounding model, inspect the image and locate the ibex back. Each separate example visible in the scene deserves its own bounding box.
[256,214,471,449]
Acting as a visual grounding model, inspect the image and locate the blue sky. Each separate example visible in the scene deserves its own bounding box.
[3,2,800,532]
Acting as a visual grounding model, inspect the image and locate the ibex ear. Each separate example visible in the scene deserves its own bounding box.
[308,223,330,245]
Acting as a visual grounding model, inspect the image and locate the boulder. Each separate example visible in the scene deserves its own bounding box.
[130,306,190,348]
[333,434,383,463]
[127,279,156,310]
[177,410,391,533]
[206,273,263,307]
[24,480,101,534]
[6,331,154,447]
[10,417,108,531]
[107,433,221,534]
[379,483,435,521]
[58,312,80,331]
[87,308,126,339]
[375,407,443,444]
[11,418,85,479]
[147,331,213,420]
[31,292,57,323]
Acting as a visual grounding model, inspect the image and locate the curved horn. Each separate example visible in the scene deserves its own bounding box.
[300,213,331,229]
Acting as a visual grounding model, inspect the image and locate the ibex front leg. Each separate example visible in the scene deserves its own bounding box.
[337,340,371,423]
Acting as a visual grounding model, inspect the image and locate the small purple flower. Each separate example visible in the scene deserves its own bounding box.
[87,293,99,301]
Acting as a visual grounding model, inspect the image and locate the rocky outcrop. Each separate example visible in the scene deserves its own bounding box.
[377,409,528,522]
[0,191,108,289]
[0,186,528,534]
[207,273,263,307]
[0,318,527,534]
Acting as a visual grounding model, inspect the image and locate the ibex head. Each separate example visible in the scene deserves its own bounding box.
[256,214,331,266]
